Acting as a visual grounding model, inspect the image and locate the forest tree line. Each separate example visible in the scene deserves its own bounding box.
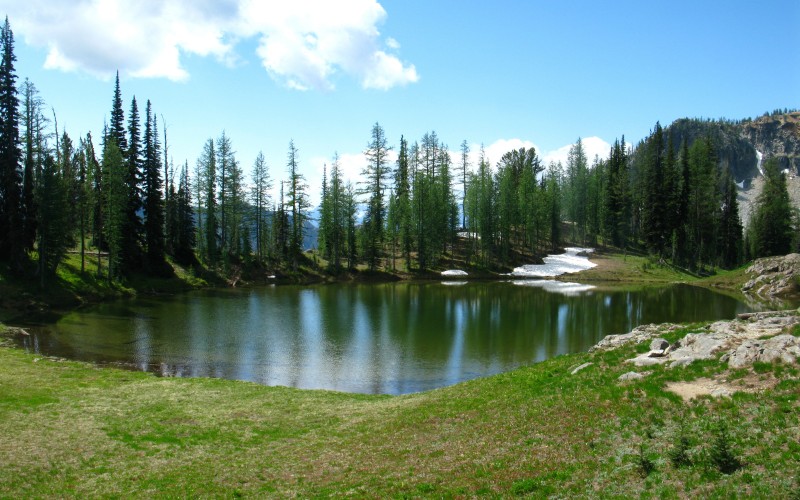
[0,18,796,286]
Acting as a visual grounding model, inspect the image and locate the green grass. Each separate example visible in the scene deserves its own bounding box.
[1,318,798,497]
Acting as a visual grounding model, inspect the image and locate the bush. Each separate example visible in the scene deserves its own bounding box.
[709,419,742,474]
[638,442,656,477]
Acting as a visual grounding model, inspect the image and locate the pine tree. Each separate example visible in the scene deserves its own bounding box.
[0,17,23,266]
[687,136,719,268]
[35,152,71,286]
[250,151,272,262]
[126,99,143,228]
[173,161,195,265]
[318,163,331,258]
[344,181,358,270]
[642,123,672,256]
[546,161,563,251]
[20,78,43,253]
[566,138,589,244]
[286,140,309,269]
[84,132,104,275]
[459,139,470,229]
[361,122,391,271]
[602,138,630,249]
[320,153,347,272]
[750,158,793,258]
[718,168,743,268]
[201,138,218,265]
[217,131,242,260]
[674,140,691,265]
[394,137,412,270]
[75,137,90,273]
[109,71,127,154]
[142,100,165,272]
[102,138,127,281]
[476,145,496,262]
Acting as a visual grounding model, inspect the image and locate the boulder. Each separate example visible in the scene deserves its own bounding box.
[648,338,670,357]
[743,254,800,298]
[618,371,645,381]
[728,334,800,368]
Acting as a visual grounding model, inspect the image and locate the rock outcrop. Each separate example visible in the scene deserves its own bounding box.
[592,311,800,370]
[742,253,800,299]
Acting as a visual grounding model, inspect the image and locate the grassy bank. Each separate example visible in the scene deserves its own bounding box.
[1,320,798,497]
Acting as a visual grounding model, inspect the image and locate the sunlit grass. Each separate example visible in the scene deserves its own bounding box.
[1,316,798,497]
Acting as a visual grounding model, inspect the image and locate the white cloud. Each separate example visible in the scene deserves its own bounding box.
[7,0,418,89]
[463,137,611,173]
[542,137,611,167]
[463,139,540,171]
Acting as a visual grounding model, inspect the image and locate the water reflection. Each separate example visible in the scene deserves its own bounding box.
[18,282,759,395]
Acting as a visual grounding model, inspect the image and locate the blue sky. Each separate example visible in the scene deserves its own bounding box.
[4,0,799,205]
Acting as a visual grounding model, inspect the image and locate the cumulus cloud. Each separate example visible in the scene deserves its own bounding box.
[462,137,612,173]
[7,0,418,89]
[478,138,539,168]
[542,137,612,167]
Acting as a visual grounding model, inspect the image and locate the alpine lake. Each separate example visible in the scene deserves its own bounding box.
[16,277,764,395]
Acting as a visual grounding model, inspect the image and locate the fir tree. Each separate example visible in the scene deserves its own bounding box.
[361,122,391,271]
[718,168,743,268]
[200,139,218,265]
[35,152,71,286]
[174,161,195,265]
[750,158,794,257]
[102,139,127,281]
[286,140,310,269]
[0,17,23,266]
[250,151,272,262]
[109,71,127,153]
[142,100,165,272]
[20,78,42,253]
[394,137,412,270]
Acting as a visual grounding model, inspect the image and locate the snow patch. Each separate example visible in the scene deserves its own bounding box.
[512,279,595,296]
[756,149,764,176]
[736,180,745,189]
[441,281,468,286]
[511,247,597,278]
[441,269,469,277]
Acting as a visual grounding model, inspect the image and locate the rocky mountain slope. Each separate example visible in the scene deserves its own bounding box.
[665,111,800,227]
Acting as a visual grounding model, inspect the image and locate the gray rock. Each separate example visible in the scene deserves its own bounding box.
[618,371,645,381]
[629,354,668,367]
[669,356,698,368]
[743,254,800,298]
[570,362,593,375]
[729,334,800,368]
[648,338,670,357]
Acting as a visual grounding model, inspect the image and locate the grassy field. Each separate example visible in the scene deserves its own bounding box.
[1,320,799,497]
[3,249,797,496]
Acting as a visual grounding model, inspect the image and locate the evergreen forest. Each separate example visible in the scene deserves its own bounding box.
[0,18,796,288]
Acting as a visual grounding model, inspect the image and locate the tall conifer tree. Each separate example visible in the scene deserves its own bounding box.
[0,17,23,265]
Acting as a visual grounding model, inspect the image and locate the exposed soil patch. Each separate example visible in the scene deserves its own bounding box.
[665,372,779,402]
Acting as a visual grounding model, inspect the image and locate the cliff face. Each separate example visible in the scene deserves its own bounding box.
[663,111,800,182]
[740,112,800,174]
[667,118,758,181]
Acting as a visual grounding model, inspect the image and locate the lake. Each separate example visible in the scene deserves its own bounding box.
[18,280,759,394]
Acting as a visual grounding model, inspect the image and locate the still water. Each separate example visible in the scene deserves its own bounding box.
[20,280,758,394]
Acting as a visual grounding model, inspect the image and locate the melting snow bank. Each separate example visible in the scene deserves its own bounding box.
[756,149,764,176]
[511,247,597,278]
[441,269,469,277]
[512,280,595,296]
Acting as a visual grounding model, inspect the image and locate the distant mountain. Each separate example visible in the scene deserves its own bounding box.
[663,111,800,183]
[659,111,800,227]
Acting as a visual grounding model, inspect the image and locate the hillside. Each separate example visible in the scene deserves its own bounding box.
[665,111,800,184]
[663,111,800,228]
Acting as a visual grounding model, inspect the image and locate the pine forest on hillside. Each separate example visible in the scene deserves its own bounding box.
[0,18,797,287]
